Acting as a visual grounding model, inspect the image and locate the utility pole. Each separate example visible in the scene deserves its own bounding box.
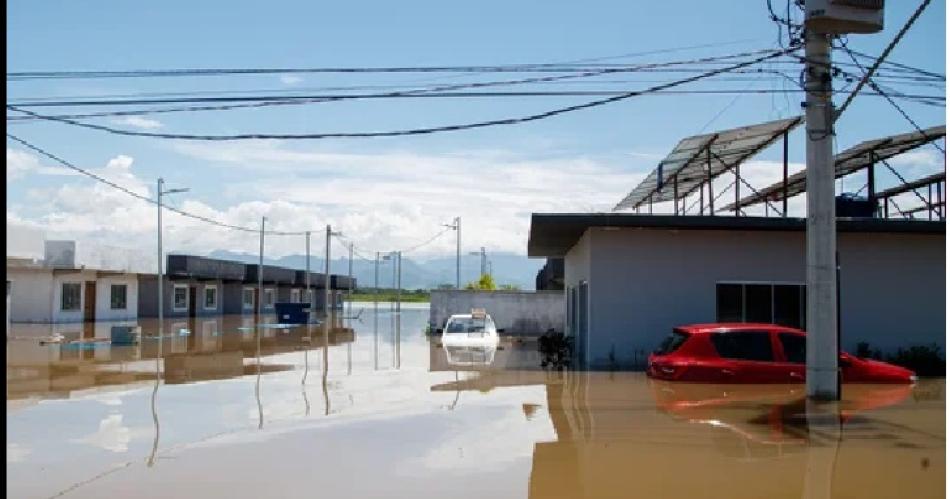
[305,231,311,308]
[374,251,379,371]
[396,251,401,313]
[480,247,486,276]
[325,225,331,317]
[390,252,396,313]
[347,242,353,318]
[442,217,461,289]
[259,217,265,320]
[157,178,187,344]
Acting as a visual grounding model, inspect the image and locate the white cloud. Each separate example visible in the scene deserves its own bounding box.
[280,75,303,85]
[111,116,164,130]
[6,148,79,180]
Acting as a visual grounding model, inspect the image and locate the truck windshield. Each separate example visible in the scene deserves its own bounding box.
[446,318,485,334]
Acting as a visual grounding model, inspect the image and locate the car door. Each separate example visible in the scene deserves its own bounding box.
[710,331,786,383]
[775,332,807,383]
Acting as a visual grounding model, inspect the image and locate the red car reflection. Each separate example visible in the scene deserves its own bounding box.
[647,323,916,384]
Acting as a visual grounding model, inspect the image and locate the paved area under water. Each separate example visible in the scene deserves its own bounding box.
[6,303,945,498]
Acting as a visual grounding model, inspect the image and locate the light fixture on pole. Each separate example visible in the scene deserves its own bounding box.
[156,178,188,347]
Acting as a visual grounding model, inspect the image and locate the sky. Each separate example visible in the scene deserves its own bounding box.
[6,0,947,269]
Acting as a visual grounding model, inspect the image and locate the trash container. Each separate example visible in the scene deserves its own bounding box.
[274,302,310,324]
[111,326,141,345]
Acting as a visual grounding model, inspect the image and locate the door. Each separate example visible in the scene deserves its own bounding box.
[188,287,197,317]
[577,281,588,369]
[776,332,806,383]
[83,281,96,322]
[709,331,786,383]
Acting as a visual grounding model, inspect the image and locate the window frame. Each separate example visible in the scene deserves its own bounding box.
[172,284,189,311]
[110,283,128,310]
[778,332,806,364]
[263,288,275,309]
[204,285,218,310]
[716,281,805,328]
[61,282,82,311]
[290,289,300,303]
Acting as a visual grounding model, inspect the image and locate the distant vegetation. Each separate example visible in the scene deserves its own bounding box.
[856,341,944,377]
[346,288,430,302]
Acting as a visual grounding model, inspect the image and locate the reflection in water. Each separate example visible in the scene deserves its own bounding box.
[6,307,944,499]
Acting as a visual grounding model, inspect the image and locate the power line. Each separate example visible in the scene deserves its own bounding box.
[5,133,309,235]
[4,49,797,141]
[834,0,934,122]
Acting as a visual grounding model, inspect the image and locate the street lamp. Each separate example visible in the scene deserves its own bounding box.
[156,178,188,345]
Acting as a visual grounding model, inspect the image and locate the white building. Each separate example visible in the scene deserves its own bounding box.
[527,214,945,369]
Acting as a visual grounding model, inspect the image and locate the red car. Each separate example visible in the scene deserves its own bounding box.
[647,323,916,384]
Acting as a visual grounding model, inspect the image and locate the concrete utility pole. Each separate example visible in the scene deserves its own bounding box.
[374,251,379,371]
[325,225,331,316]
[443,217,462,289]
[396,251,402,313]
[305,231,311,307]
[259,217,266,319]
[347,242,353,318]
[157,178,187,343]
[803,30,839,401]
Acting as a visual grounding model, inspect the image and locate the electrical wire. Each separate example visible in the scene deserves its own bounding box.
[4,49,797,141]
[5,133,310,235]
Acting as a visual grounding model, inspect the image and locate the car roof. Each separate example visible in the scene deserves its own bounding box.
[677,323,804,334]
[448,314,492,320]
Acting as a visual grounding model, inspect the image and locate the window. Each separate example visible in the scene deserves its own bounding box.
[655,330,690,355]
[716,283,805,328]
[242,288,255,309]
[173,285,188,310]
[290,289,300,303]
[204,286,218,309]
[716,284,742,322]
[61,283,81,311]
[264,289,275,308]
[110,284,127,310]
[711,332,774,361]
[779,333,806,364]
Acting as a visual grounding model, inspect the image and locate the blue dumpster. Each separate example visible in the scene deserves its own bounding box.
[111,326,141,345]
[274,302,311,324]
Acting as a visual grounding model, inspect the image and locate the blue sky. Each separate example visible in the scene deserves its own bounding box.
[6,0,946,267]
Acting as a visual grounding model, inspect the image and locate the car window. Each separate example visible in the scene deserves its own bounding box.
[655,330,690,355]
[779,333,806,364]
[446,318,485,334]
[711,332,774,361]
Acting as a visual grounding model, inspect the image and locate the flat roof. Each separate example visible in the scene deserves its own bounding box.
[724,125,946,212]
[527,213,945,257]
[614,117,802,211]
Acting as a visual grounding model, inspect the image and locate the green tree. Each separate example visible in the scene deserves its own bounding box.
[500,284,520,291]
[464,273,496,290]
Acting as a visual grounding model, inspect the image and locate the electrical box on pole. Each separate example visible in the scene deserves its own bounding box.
[804,0,884,34]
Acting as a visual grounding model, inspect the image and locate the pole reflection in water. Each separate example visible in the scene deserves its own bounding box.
[802,400,843,499]
[322,310,330,416]
[255,324,263,430]
[373,302,379,371]
[147,322,162,467]
[302,347,311,418]
[395,307,401,370]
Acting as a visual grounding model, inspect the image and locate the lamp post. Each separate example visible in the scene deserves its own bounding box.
[156,178,188,345]
[325,226,342,316]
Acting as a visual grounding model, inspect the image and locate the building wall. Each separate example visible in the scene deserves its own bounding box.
[429,290,565,335]
[7,269,54,323]
[51,271,96,323]
[94,275,139,322]
[567,227,944,369]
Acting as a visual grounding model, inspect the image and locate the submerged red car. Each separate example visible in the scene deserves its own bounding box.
[647,323,916,384]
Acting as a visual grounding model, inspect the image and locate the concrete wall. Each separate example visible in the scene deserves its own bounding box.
[7,269,54,323]
[430,290,565,335]
[563,226,945,369]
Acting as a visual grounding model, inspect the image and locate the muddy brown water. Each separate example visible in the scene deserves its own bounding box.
[6,304,945,498]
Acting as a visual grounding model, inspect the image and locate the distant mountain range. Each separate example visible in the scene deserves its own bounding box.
[205,250,546,290]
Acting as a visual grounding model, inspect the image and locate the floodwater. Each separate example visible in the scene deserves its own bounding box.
[6,303,945,499]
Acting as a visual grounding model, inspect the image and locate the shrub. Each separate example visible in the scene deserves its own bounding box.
[538,329,572,370]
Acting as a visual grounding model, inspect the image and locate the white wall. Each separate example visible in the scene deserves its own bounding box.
[51,271,95,323]
[7,269,54,323]
[95,275,139,321]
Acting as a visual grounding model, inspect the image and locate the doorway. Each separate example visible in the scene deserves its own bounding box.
[188,287,197,317]
[83,281,96,322]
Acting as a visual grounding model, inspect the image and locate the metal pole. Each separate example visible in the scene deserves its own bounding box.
[867,153,876,216]
[783,131,789,217]
[305,231,311,307]
[391,252,396,312]
[347,242,353,317]
[672,174,679,215]
[157,178,163,341]
[734,163,740,217]
[373,251,379,371]
[707,147,714,215]
[259,217,265,320]
[938,182,944,220]
[456,217,461,290]
[804,30,839,401]
[928,183,933,221]
[396,251,401,312]
[325,225,331,316]
[700,182,705,216]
